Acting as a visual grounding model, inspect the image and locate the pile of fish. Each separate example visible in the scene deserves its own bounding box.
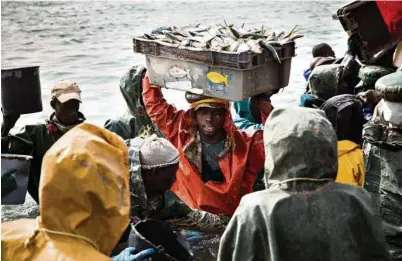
[137,21,303,63]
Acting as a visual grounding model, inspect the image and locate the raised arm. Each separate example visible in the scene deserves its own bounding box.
[142,75,186,146]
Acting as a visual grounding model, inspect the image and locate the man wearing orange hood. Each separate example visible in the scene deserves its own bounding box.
[142,75,269,216]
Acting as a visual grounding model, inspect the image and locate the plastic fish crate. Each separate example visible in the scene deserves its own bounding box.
[133,37,295,70]
[132,37,296,101]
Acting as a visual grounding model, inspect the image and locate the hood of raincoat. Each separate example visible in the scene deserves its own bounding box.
[120,65,147,115]
[309,64,344,101]
[39,122,130,255]
[217,108,391,261]
[263,107,338,188]
[105,66,163,140]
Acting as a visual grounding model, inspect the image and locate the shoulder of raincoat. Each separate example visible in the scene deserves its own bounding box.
[231,98,263,131]
[363,103,402,260]
[1,123,130,261]
[218,107,391,261]
[126,138,229,233]
[2,123,57,204]
[142,75,265,216]
[104,65,163,140]
[336,140,365,187]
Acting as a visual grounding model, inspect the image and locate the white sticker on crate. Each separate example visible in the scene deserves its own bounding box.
[165,81,193,91]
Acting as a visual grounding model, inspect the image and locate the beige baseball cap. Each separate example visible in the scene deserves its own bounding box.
[51,80,82,103]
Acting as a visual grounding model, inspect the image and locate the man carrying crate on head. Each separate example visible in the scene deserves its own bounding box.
[141,74,271,216]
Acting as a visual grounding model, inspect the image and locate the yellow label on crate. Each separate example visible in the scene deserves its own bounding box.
[206,72,229,87]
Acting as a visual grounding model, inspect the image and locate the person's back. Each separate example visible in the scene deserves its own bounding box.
[218,108,390,261]
[321,94,365,186]
[224,184,387,261]
[2,123,130,261]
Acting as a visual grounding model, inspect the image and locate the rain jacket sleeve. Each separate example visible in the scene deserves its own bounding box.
[1,124,54,204]
[142,75,185,146]
[1,126,36,155]
[242,131,265,195]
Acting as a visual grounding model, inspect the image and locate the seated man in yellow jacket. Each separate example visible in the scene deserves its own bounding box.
[321,94,365,186]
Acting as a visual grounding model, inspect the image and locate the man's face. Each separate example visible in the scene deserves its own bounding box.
[142,163,179,195]
[53,99,80,126]
[195,107,226,137]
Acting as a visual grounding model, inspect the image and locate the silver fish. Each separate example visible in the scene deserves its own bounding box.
[229,41,240,52]
[228,26,241,39]
[246,39,262,53]
[237,42,251,53]
[259,40,281,64]
[164,32,183,42]
[276,31,285,40]
[178,39,191,48]
[283,25,298,39]
[266,32,276,41]
[143,33,155,40]
[241,33,267,39]
[142,22,301,54]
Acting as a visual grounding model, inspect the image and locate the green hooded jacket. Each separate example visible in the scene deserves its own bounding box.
[218,108,390,261]
[104,66,163,139]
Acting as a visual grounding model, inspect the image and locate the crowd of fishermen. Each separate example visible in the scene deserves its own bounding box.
[1,33,402,261]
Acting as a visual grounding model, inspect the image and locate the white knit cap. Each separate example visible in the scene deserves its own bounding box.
[139,134,179,169]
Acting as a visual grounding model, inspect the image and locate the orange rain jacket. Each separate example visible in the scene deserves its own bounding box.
[142,75,265,216]
[1,123,130,261]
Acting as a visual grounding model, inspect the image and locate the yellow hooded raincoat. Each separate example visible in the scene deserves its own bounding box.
[1,123,130,261]
[336,140,365,187]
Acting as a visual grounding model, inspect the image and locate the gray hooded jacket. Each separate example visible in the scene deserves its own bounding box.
[218,108,390,261]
